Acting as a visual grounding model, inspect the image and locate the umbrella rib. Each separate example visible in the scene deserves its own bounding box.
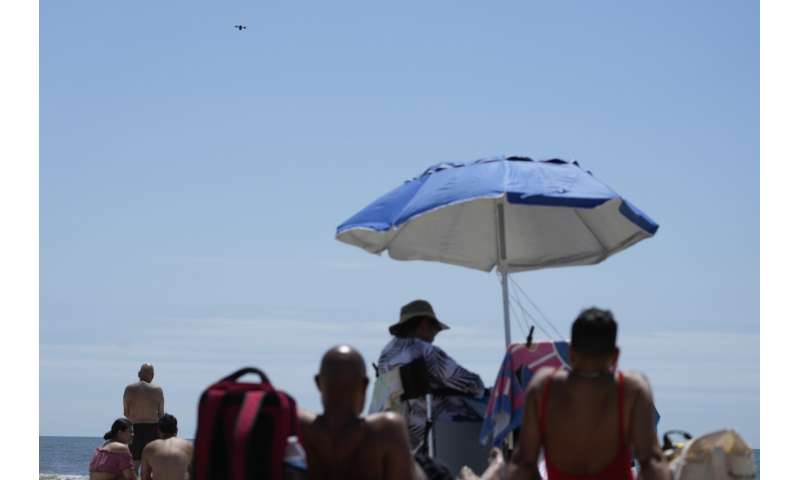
[573,208,609,258]
[509,251,612,271]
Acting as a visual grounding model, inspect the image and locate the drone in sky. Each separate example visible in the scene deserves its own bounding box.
[234,25,247,31]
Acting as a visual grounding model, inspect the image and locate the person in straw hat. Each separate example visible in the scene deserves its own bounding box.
[376,299,486,451]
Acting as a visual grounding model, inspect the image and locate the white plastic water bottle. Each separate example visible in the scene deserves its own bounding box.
[283,435,307,471]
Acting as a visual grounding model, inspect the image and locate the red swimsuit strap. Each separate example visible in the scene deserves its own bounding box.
[541,369,633,480]
[538,368,559,438]
[617,371,626,445]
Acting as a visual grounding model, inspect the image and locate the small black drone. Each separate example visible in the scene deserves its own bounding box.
[234,25,247,31]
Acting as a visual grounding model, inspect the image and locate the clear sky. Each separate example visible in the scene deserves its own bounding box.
[40,0,759,446]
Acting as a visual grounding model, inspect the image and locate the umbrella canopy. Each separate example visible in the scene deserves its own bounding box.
[337,156,657,272]
[336,156,658,344]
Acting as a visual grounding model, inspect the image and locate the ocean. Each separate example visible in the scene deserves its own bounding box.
[39,436,760,479]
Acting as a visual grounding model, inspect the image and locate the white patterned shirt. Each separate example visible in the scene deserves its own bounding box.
[377,337,486,449]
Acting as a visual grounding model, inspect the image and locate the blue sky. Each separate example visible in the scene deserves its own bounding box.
[40,1,759,446]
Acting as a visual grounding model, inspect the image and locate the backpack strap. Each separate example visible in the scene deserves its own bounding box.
[231,390,267,480]
[268,392,295,479]
[193,389,225,480]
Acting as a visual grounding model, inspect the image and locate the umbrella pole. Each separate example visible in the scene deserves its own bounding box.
[497,201,514,453]
[501,269,511,347]
[496,201,512,347]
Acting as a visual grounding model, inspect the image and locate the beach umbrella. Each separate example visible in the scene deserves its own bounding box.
[336,156,658,346]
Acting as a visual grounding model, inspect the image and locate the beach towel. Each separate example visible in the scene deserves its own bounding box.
[480,341,571,447]
[368,365,406,416]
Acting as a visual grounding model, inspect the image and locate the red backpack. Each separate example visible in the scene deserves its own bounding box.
[192,367,299,480]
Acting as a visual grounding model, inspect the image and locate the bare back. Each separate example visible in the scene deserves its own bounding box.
[299,411,421,480]
[539,369,634,473]
[123,382,164,423]
[140,437,193,480]
[509,367,668,480]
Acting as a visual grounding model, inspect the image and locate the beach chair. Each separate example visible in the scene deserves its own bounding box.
[396,357,436,457]
[397,357,476,459]
[370,357,481,468]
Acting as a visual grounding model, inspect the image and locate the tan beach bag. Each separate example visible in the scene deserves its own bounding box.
[670,429,756,480]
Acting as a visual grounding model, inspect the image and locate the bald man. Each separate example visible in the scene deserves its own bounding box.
[299,345,426,480]
[123,363,165,471]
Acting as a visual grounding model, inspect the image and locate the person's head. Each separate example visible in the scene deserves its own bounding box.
[389,300,450,343]
[157,413,178,439]
[569,307,620,371]
[103,418,133,444]
[314,345,369,416]
[138,363,154,382]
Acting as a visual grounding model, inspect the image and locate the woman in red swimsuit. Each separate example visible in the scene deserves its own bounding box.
[505,308,669,480]
[89,418,136,480]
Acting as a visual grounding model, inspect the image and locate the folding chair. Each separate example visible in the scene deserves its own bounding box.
[398,357,466,458]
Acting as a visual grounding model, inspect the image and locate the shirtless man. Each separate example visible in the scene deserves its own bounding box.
[506,308,670,480]
[140,414,193,480]
[123,363,165,471]
[299,345,427,480]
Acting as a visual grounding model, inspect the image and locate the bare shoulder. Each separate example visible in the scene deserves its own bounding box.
[142,439,163,454]
[525,365,559,394]
[365,411,408,436]
[125,382,145,393]
[297,408,316,428]
[622,370,654,399]
[105,442,133,454]
[366,411,407,428]
[297,409,316,441]
[174,438,193,452]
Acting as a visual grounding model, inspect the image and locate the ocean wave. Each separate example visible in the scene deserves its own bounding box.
[39,475,88,480]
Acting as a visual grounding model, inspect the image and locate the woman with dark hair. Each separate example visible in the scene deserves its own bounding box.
[88,418,136,480]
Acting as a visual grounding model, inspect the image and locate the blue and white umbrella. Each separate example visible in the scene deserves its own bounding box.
[336,156,659,345]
